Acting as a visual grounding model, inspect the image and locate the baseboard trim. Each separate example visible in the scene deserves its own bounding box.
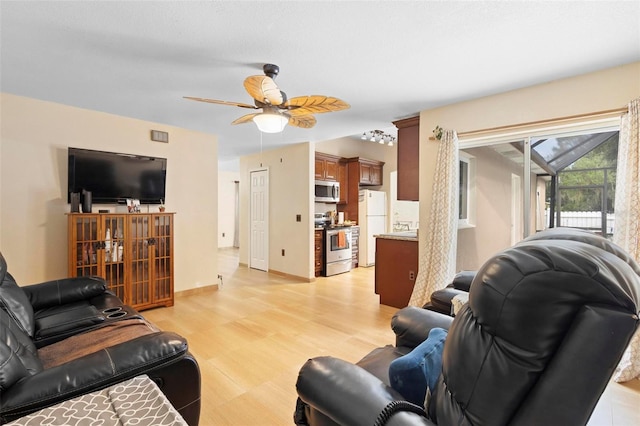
[175,284,218,298]
[268,268,313,283]
[237,262,313,283]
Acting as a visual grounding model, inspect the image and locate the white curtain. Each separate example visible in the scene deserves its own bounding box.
[613,98,640,382]
[409,129,459,307]
[613,98,640,262]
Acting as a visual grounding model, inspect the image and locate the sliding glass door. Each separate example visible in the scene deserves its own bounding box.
[456,125,619,271]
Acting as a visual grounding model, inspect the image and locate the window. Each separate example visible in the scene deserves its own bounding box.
[459,151,476,228]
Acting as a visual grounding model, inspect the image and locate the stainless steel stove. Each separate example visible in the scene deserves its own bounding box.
[324,227,352,276]
[314,212,353,276]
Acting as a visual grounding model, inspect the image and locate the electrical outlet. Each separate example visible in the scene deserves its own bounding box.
[282,249,285,256]
[409,271,416,281]
[296,214,301,222]
[222,232,225,237]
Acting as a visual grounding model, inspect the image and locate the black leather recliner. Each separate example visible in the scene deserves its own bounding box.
[0,252,201,425]
[295,230,640,425]
[0,260,136,348]
[422,270,475,315]
[423,228,640,317]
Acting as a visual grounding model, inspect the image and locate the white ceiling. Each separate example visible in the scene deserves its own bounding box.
[2,1,639,171]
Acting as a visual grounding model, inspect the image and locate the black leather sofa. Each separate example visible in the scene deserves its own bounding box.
[295,230,640,425]
[0,252,201,425]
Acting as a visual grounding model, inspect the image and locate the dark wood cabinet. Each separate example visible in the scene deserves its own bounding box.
[393,116,420,201]
[341,157,385,223]
[68,212,174,311]
[315,152,340,181]
[374,236,418,308]
[337,160,348,204]
[354,158,384,186]
[314,229,324,277]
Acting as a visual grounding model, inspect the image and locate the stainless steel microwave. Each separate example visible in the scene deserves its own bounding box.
[315,180,340,203]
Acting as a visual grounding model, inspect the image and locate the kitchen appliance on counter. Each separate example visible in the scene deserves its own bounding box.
[314,212,331,228]
[325,227,352,276]
[315,180,340,203]
[358,189,387,267]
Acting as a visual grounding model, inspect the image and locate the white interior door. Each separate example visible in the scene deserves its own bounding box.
[250,169,269,271]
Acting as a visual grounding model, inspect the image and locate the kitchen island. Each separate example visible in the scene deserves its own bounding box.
[374,231,418,309]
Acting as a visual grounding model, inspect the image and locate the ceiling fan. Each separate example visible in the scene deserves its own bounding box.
[184,64,350,133]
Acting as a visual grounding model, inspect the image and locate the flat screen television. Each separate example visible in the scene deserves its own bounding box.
[68,147,167,204]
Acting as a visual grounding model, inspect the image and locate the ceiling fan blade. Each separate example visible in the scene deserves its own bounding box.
[231,113,259,125]
[244,75,283,105]
[284,95,350,115]
[288,114,317,129]
[244,76,284,106]
[183,96,257,109]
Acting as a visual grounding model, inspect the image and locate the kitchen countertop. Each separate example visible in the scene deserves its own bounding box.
[374,231,418,241]
[315,224,358,231]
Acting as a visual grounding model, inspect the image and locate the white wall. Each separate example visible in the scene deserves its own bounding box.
[418,61,640,270]
[456,146,529,270]
[218,170,240,247]
[389,171,419,231]
[0,93,218,292]
[239,142,314,279]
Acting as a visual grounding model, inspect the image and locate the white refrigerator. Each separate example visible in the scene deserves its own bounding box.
[358,189,387,267]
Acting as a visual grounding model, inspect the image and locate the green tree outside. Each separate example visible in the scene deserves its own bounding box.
[556,134,618,212]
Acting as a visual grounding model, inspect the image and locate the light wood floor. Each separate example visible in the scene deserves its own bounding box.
[143,248,640,426]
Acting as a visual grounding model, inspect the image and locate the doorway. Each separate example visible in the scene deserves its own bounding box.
[250,169,269,271]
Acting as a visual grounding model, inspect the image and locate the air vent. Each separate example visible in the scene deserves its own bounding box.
[150,130,169,143]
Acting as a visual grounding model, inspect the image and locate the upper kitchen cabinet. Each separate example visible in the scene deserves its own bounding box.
[341,157,385,222]
[315,152,341,181]
[338,160,348,204]
[393,116,420,201]
[347,157,385,186]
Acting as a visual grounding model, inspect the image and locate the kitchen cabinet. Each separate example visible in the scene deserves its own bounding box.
[393,116,420,201]
[341,157,385,223]
[67,212,174,311]
[315,152,341,181]
[337,160,348,204]
[314,229,324,277]
[349,157,384,186]
[374,233,418,308]
[350,226,359,268]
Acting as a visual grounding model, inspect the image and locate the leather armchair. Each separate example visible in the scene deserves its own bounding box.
[423,227,640,318]
[295,233,640,425]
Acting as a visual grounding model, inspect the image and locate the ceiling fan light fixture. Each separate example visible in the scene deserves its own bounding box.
[253,112,288,133]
